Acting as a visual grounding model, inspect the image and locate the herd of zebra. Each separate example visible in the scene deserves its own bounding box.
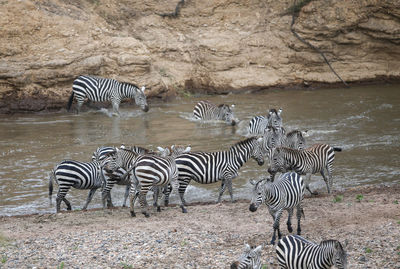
[52,75,347,268]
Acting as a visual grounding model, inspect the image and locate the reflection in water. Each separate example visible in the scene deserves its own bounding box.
[0,84,399,215]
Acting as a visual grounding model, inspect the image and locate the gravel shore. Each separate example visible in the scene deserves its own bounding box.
[1,184,399,268]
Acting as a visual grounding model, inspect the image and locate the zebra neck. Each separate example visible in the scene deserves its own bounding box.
[285,149,302,172]
[264,184,278,204]
[228,147,250,169]
[118,83,138,99]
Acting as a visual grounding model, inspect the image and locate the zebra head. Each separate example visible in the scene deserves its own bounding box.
[157,145,191,158]
[267,108,282,129]
[332,241,348,269]
[262,127,284,158]
[218,104,236,126]
[267,147,288,177]
[285,130,306,150]
[249,178,268,212]
[250,137,265,166]
[135,86,149,112]
[231,243,263,269]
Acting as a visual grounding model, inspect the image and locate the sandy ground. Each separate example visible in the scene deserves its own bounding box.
[0,184,399,268]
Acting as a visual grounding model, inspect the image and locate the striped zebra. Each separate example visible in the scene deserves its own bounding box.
[249,172,304,245]
[276,235,348,269]
[193,100,237,126]
[231,243,263,269]
[268,144,342,195]
[175,137,265,213]
[281,130,307,151]
[92,145,151,208]
[248,108,283,135]
[48,159,109,213]
[104,145,191,217]
[67,75,149,115]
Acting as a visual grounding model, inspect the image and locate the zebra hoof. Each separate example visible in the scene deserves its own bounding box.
[270,239,276,245]
[180,205,187,213]
[143,213,150,218]
[157,206,161,212]
[231,200,237,203]
[130,211,136,217]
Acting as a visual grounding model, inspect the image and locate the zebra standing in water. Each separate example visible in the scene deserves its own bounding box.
[276,235,347,269]
[174,137,265,213]
[248,108,283,135]
[92,145,151,208]
[67,75,149,115]
[104,145,191,217]
[268,144,342,195]
[193,100,237,125]
[231,243,263,269]
[249,172,304,245]
[48,159,110,213]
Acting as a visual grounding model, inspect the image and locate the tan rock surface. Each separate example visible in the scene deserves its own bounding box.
[1,0,399,112]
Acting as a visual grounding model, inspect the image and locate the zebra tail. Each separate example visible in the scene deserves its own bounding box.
[301,208,305,219]
[48,170,55,205]
[333,147,342,152]
[67,92,74,111]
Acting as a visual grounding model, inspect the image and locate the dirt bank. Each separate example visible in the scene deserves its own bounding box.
[0,184,399,268]
[1,0,400,113]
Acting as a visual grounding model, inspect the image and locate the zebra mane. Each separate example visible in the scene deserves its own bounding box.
[231,137,257,150]
[320,239,342,248]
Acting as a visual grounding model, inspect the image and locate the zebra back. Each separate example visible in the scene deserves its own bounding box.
[193,100,236,125]
[276,235,347,269]
[231,244,263,269]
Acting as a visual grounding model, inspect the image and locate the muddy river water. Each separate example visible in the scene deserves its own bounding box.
[0,84,399,216]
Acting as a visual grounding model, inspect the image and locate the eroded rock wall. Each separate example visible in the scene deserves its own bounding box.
[0,0,399,112]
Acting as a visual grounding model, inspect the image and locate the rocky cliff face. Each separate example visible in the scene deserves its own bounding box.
[0,0,399,113]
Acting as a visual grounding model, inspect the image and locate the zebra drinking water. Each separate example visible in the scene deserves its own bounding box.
[268,144,342,195]
[193,100,237,125]
[174,137,265,213]
[48,159,110,213]
[231,243,263,269]
[276,235,348,269]
[67,75,149,115]
[104,145,191,217]
[249,172,305,245]
[93,145,151,208]
[248,108,283,135]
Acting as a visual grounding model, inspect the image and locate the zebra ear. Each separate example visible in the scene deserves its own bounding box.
[244,243,251,251]
[184,146,191,153]
[120,144,126,149]
[157,146,165,152]
[278,108,282,116]
[254,245,263,254]
[249,179,257,185]
[141,86,146,93]
[230,104,235,109]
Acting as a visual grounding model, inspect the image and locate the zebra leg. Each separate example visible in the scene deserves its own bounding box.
[217,179,227,203]
[111,99,121,116]
[226,178,236,203]
[305,173,318,195]
[122,185,130,207]
[56,187,70,212]
[76,99,84,114]
[82,188,97,210]
[63,198,72,211]
[296,205,302,235]
[129,186,139,217]
[163,183,172,206]
[286,208,293,233]
[320,169,331,194]
[139,188,150,218]
[271,209,283,245]
[178,179,190,213]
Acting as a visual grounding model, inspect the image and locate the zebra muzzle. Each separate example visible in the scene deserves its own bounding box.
[249,203,258,212]
[142,105,149,112]
[230,261,239,269]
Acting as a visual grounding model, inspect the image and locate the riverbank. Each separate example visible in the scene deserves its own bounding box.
[0,184,399,268]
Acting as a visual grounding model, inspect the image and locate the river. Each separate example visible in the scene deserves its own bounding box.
[0,84,399,216]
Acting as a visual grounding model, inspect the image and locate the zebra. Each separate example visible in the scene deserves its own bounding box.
[231,243,263,269]
[174,137,265,213]
[67,75,149,115]
[276,235,348,269]
[92,145,151,208]
[281,130,307,151]
[249,172,305,245]
[193,100,237,126]
[268,144,342,195]
[48,159,110,213]
[248,108,283,135]
[104,145,191,217]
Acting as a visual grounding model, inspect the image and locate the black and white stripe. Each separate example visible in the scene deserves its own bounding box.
[231,244,263,269]
[276,235,347,269]
[48,159,108,213]
[268,144,342,195]
[93,145,151,208]
[175,137,265,213]
[249,172,304,245]
[67,75,149,114]
[248,108,282,135]
[281,130,307,150]
[105,146,190,217]
[193,100,236,126]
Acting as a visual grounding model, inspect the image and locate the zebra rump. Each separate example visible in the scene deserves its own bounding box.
[276,235,347,269]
